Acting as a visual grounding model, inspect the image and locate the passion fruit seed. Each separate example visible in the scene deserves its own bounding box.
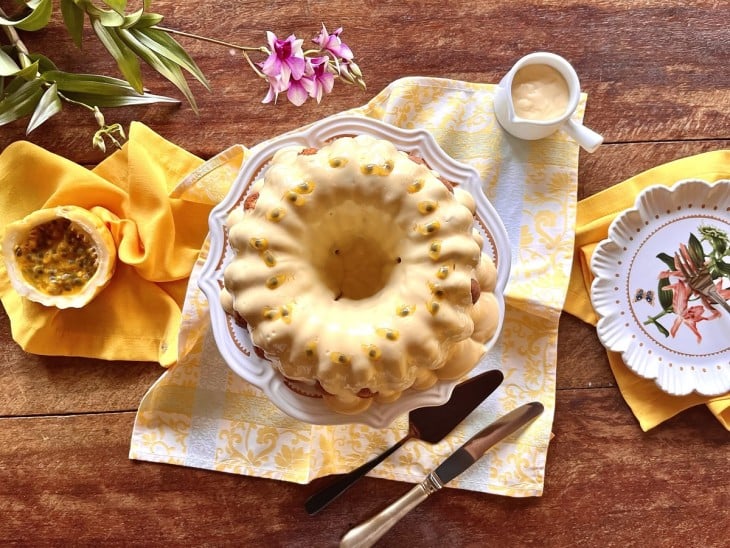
[360,161,394,176]
[427,300,441,315]
[329,157,348,168]
[304,340,318,357]
[280,303,293,324]
[407,179,424,193]
[14,219,98,296]
[262,306,281,321]
[376,327,400,341]
[262,250,276,267]
[428,240,442,260]
[397,304,415,317]
[363,344,382,360]
[428,281,446,299]
[266,274,287,289]
[436,265,450,279]
[418,220,441,235]
[417,201,438,215]
[249,237,269,251]
[266,207,286,222]
[330,352,351,365]
[285,191,306,206]
[295,180,316,194]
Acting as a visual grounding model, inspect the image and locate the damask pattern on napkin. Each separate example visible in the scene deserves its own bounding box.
[130,77,585,496]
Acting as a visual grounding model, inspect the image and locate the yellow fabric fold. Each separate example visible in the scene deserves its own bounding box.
[564,150,730,430]
[0,122,214,366]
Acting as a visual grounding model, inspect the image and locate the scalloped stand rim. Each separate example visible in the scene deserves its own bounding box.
[198,115,511,427]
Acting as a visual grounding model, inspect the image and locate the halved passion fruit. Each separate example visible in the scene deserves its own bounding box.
[1,205,117,309]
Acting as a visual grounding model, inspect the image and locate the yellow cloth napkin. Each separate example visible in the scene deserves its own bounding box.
[0,123,226,366]
[564,150,730,431]
[130,76,586,497]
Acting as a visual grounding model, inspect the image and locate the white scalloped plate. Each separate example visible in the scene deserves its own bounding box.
[198,115,511,427]
[591,179,730,396]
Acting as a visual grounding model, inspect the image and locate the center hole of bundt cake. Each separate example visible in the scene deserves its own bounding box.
[308,203,404,301]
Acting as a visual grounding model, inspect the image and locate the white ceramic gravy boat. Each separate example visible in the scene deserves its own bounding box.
[493,52,603,153]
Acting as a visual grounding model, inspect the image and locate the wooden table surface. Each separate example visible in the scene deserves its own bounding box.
[1,1,728,546]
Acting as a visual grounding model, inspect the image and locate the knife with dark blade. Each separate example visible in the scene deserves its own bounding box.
[339,401,545,548]
[306,369,504,515]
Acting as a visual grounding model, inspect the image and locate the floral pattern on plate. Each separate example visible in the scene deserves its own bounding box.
[591,179,730,396]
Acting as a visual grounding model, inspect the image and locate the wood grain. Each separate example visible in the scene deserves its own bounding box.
[1,1,728,161]
[0,0,728,546]
[0,389,726,546]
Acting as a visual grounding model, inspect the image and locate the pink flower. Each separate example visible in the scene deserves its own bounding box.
[255,26,363,106]
[313,24,353,61]
[306,57,335,103]
[261,32,306,84]
[286,76,313,106]
[714,279,730,301]
[665,279,718,343]
[261,73,288,104]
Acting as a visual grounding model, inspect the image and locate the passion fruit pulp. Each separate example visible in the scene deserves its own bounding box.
[1,205,117,309]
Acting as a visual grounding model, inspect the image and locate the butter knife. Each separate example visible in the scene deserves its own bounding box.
[339,401,545,548]
[306,369,504,515]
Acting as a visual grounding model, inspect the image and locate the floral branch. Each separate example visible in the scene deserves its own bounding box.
[158,24,366,107]
[0,1,365,151]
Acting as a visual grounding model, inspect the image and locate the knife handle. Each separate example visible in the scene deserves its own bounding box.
[306,435,411,515]
[339,474,443,548]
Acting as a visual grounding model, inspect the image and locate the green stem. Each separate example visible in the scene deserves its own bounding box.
[241,51,265,79]
[0,7,33,69]
[57,90,96,111]
[643,309,670,325]
[154,26,268,54]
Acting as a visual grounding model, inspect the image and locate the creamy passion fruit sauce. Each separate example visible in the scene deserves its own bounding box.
[510,64,570,121]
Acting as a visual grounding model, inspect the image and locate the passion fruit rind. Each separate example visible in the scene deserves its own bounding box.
[1,205,117,309]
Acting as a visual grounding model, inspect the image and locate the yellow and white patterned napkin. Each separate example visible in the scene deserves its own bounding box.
[130,77,585,497]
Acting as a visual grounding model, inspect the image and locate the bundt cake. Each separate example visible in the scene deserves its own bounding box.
[220,135,500,414]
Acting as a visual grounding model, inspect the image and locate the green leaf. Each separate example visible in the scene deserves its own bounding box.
[0,49,21,76]
[102,0,128,15]
[118,28,199,112]
[60,0,85,48]
[42,70,145,96]
[26,82,62,133]
[133,13,164,28]
[134,27,210,89]
[91,19,144,92]
[121,8,144,28]
[59,90,179,108]
[27,53,58,73]
[0,79,43,125]
[653,320,670,338]
[2,76,28,97]
[84,4,125,27]
[0,0,53,31]
[12,61,40,81]
[714,259,730,278]
[656,252,676,271]
[687,233,705,267]
[657,277,673,311]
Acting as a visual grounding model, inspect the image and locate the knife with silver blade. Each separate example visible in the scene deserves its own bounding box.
[339,401,545,548]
